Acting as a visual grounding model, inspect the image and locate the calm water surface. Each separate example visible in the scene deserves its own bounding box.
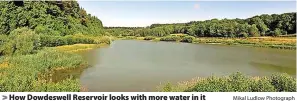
[79,40,296,92]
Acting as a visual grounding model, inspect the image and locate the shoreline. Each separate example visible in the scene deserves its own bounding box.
[117,36,296,50]
[0,43,108,92]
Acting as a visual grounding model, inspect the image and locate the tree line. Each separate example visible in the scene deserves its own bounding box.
[0,1,106,56]
[107,12,296,37]
[0,1,296,56]
[0,1,104,36]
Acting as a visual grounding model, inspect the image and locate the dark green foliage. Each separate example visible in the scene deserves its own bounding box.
[0,1,103,36]
[0,1,108,56]
[107,12,296,38]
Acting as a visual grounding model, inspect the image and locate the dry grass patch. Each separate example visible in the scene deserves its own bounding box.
[55,44,107,53]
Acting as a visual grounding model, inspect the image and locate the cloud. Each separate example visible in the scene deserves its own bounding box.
[194,4,199,9]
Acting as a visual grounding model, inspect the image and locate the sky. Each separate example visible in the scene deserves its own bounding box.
[78,1,296,27]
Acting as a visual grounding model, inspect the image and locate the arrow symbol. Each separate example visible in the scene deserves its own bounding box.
[2,95,7,100]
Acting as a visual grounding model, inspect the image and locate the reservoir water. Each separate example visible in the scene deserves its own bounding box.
[79,40,296,91]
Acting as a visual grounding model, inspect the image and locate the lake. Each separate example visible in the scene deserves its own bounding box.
[79,40,296,92]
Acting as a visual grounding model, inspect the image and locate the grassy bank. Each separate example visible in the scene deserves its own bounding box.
[0,44,107,92]
[157,72,296,92]
[120,35,296,50]
[193,37,296,50]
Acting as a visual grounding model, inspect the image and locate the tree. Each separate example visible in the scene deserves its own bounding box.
[272,28,281,36]
[249,24,260,37]
[1,27,40,55]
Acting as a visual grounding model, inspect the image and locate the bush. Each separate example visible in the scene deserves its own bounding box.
[270,73,296,92]
[272,28,281,36]
[189,76,232,92]
[40,34,111,47]
[95,36,111,44]
[239,32,249,38]
[0,35,8,55]
[1,27,40,55]
[34,25,60,36]
[144,36,155,40]
[227,72,252,92]
[161,82,173,92]
[180,36,195,43]
[40,35,67,47]
[160,36,181,41]
[159,72,296,92]
[251,77,276,92]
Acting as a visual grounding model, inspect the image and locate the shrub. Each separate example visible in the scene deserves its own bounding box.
[1,27,40,55]
[34,25,60,36]
[180,36,195,43]
[160,36,181,41]
[239,32,249,38]
[144,36,155,40]
[189,76,232,92]
[95,36,111,44]
[251,77,276,92]
[227,72,252,92]
[159,72,296,92]
[270,73,296,92]
[40,34,111,47]
[272,28,281,36]
[161,82,173,92]
[40,35,67,47]
[0,35,8,55]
